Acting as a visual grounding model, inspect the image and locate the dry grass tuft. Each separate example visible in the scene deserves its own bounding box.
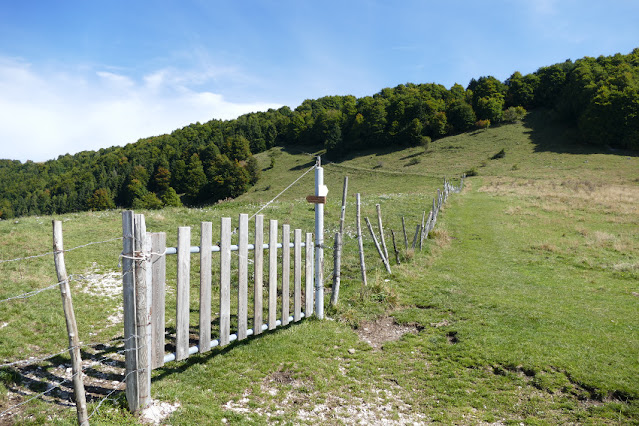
[480,178,639,216]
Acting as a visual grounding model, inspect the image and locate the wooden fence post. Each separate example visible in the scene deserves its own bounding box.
[52,221,88,425]
[134,214,151,409]
[419,211,426,251]
[151,232,166,369]
[356,193,367,286]
[121,211,139,412]
[376,204,389,261]
[254,215,264,335]
[339,176,348,238]
[401,216,408,249]
[176,226,191,361]
[365,217,392,274]
[390,230,401,265]
[411,224,421,249]
[199,223,212,353]
[330,232,342,306]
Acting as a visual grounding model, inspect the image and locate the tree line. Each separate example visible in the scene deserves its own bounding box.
[1,48,637,219]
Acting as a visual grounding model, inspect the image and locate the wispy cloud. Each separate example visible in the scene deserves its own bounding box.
[0,57,280,162]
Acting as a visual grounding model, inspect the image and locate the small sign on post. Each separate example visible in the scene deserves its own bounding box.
[306,195,326,204]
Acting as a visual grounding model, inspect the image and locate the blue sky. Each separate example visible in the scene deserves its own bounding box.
[1,0,638,162]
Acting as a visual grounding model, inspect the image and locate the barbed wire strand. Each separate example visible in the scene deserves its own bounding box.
[248,164,316,222]
[0,237,123,265]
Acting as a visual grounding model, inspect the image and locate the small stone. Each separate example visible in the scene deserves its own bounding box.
[348,348,356,354]
[221,418,228,424]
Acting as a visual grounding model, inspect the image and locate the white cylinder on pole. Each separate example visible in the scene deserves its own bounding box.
[314,159,324,319]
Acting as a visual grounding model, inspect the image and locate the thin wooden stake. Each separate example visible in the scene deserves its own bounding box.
[151,232,166,368]
[238,213,248,340]
[376,204,389,261]
[121,211,138,412]
[356,193,367,286]
[401,216,408,249]
[53,221,88,425]
[199,222,212,353]
[254,215,264,335]
[365,217,392,274]
[412,224,421,249]
[391,230,401,265]
[339,176,349,238]
[419,211,426,251]
[330,232,342,306]
[176,226,190,361]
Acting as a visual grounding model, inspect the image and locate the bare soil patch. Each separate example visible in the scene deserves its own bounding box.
[355,316,420,350]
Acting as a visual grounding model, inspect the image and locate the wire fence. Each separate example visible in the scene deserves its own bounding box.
[0,232,132,421]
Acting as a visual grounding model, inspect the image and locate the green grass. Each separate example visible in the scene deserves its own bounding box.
[1,111,638,424]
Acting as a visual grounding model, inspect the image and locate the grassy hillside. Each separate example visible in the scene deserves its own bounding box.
[1,111,638,424]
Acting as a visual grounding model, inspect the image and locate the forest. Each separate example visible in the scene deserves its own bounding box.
[0,49,637,219]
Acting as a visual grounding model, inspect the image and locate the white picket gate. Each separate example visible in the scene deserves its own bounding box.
[121,210,317,411]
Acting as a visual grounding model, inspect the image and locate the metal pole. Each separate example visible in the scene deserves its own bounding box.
[314,157,324,319]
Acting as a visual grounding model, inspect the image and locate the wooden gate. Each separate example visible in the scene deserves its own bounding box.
[121,211,315,411]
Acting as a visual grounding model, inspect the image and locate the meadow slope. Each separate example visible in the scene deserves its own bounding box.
[1,111,638,424]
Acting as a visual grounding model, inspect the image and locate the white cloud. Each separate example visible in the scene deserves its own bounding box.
[0,57,281,162]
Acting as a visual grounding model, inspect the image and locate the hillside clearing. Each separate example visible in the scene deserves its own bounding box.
[1,113,638,424]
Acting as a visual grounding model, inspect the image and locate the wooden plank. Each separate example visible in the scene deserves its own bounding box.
[121,211,139,412]
[305,232,314,315]
[330,232,342,306]
[176,226,191,361]
[365,217,392,274]
[151,232,166,368]
[293,228,302,321]
[376,204,389,261]
[356,193,367,286]
[238,213,249,340]
[53,221,88,424]
[133,214,151,408]
[220,218,231,346]
[306,195,327,204]
[268,220,278,330]
[199,222,212,353]
[254,215,264,335]
[281,224,290,326]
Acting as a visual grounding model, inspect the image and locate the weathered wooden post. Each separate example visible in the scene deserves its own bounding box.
[339,176,348,238]
[401,216,408,249]
[376,204,389,261]
[391,230,401,265]
[52,221,88,425]
[356,193,367,286]
[365,217,392,274]
[134,214,151,409]
[121,211,139,412]
[330,232,342,306]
